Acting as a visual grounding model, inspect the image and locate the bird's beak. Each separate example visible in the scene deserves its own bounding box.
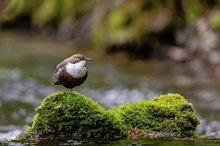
[85,58,92,61]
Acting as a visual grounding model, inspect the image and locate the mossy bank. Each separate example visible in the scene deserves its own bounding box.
[16,92,200,140]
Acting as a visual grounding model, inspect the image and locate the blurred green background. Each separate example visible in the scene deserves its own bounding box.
[1,0,220,140]
[2,0,220,59]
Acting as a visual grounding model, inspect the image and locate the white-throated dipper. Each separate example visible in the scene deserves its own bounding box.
[53,54,92,90]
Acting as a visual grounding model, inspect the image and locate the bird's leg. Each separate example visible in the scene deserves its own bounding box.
[70,88,75,94]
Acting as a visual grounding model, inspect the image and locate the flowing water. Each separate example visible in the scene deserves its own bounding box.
[0,31,220,145]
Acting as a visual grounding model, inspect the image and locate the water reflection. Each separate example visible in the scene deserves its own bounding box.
[0,32,220,139]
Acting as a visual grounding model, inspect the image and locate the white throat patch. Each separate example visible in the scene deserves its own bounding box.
[65,61,87,78]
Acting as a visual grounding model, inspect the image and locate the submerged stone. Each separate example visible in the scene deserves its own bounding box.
[16,92,200,140]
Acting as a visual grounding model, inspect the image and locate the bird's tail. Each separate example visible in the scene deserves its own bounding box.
[53,81,61,85]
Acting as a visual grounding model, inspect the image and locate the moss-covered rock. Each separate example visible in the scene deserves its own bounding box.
[16,91,121,140]
[110,93,200,138]
[16,92,200,141]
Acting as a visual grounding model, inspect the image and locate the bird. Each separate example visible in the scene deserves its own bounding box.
[53,54,92,90]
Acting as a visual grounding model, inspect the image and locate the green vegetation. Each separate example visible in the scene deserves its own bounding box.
[1,0,218,47]
[2,0,220,61]
[111,93,200,137]
[16,92,200,141]
[16,91,121,140]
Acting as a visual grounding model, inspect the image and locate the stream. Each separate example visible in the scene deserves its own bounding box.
[0,31,220,145]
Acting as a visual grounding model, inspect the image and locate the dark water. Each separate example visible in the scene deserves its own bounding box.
[0,31,220,143]
[1,138,220,146]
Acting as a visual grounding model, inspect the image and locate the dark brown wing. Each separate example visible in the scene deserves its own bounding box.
[54,61,68,78]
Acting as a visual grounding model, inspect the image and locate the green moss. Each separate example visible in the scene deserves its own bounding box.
[15,126,34,141]
[110,93,200,137]
[16,92,200,140]
[16,91,121,140]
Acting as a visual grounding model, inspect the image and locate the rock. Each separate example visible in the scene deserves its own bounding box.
[16,92,200,140]
[111,93,200,138]
[16,91,121,140]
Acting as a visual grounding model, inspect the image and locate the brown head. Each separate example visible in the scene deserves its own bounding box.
[66,54,92,64]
